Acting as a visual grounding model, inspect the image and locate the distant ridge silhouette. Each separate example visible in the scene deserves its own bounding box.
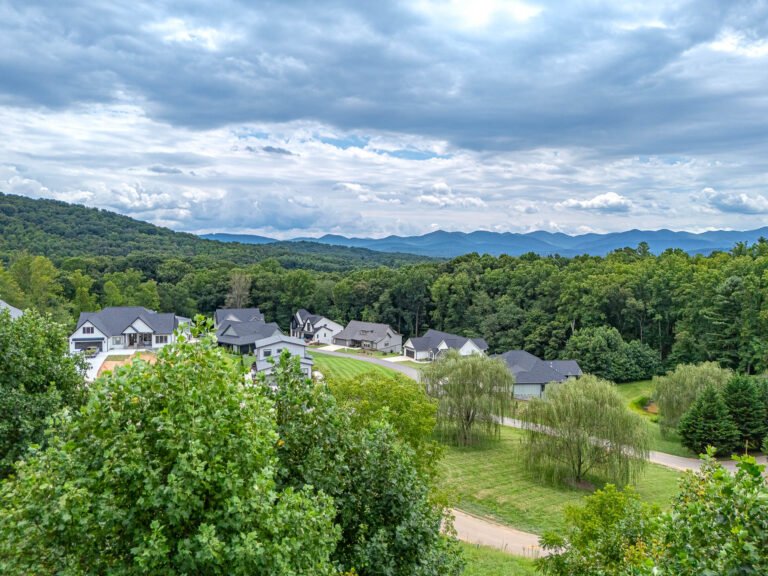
[201,228,768,258]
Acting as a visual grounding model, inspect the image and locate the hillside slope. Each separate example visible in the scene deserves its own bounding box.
[0,193,432,271]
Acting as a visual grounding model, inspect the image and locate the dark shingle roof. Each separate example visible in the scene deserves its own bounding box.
[335,320,398,343]
[296,308,322,325]
[76,307,179,336]
[407,329,487,354]
[496,350,582,385]
[216,321,281,346]
[214,308,265,326]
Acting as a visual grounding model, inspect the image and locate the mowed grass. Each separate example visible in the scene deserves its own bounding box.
[460,542,537,576]
[311,351,400,380]
[615,380,693,458]
[441,427,681,535]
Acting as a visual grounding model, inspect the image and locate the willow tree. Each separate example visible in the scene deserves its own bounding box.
[524,376,650,486]
[422,350,514,446]
[654,362,732,434]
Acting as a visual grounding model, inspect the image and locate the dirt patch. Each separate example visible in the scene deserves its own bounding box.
[645,401,659,414]
[98,352,156,377]
[565,478,596,491]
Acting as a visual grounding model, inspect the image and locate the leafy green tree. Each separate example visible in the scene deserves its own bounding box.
[67,269,99,315]
[0,322,339,575]
[678,386,740,456]
[267,354,464,576]
[524,376,650,485]
[422,351,514,446]
[654,362,732,434]
[658,454,768,575]
[723,376,767,450]
[563,326,659,383]
[328,370,440,477]
[0,262,25,308]
[537,485,660,576]
[0,309,87,478]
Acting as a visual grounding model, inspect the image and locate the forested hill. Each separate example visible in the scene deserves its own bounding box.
[0,193,431,271]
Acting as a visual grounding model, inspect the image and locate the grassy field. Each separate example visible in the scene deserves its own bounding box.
[615,380,693,457]
[460,542,537,576]
[441,427,681,535]
[311,351,400,380]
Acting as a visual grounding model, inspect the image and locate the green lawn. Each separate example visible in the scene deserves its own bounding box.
[311,351,400,380]
[460,542,537,576]
[615,381,693,458]
[441,427,681,535]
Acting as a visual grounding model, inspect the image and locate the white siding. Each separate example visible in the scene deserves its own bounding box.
[69,322,108,353]
[513,384,544,400]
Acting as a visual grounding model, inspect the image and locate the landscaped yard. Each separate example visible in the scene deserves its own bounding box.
[97,351,156,377]
[460,542,537,576]
[441,426,681,535]
[615,380,693,457]
[311,351,400,380]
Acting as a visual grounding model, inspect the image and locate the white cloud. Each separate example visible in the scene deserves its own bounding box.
[557,192,633,213]
[701,187,768,214]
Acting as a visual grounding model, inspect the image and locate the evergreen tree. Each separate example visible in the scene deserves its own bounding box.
[678,386,740,456]
[723,376,767,450]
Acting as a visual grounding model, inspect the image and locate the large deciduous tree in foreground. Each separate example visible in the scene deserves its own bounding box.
[0,324,339,575]
[422,350,514,446]
[524,376,650,485]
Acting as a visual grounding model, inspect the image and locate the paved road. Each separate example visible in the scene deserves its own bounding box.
[501,417,768,473]
[451,509,545,558]
[311,349,422,381]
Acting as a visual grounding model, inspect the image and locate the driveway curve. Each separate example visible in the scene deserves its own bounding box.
[451,508,545,558]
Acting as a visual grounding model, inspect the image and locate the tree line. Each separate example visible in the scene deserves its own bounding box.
[4,239,768,376]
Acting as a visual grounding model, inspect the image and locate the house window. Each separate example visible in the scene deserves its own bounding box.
[156,335,169,344]
[263,349,272,358]
[83,326,94,334]
[112,336,122,345]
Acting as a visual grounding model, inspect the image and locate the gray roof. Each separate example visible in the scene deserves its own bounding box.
[0,299,23,319]
[496,350,581,385]
[214,308,265,326]
[76,307,180,337]
[216,320,282,346]
[335,320,398,343]
[406,329,487,354]
[295,308,322,325]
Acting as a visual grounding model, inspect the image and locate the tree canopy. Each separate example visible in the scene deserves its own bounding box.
[422,351,514,446]
[524,376,650,485]
[0,308,87,478]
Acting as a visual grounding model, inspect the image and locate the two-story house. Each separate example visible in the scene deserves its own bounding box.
[289,309,343,345]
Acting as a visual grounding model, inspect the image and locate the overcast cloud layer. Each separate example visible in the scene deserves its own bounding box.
[2,0,768,237]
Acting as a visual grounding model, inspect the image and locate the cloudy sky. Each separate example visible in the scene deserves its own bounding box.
[2,1,768,238]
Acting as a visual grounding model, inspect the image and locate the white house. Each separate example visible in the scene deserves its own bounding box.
[249,333,314,378]
[403,329,488,362]
[289,309,343,345]
[69,307,189,354]
[333,320,402,354]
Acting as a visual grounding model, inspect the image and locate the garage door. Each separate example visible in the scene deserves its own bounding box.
[405,348,415,359]
[74,340,103,352]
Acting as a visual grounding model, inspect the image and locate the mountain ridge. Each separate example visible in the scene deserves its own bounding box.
[201,227,768,258]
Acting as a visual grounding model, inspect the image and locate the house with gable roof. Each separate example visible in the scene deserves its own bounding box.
[69,307,189,354]
[403,328,488,361]
[333,320,402,354]
[496,349,583,399]
[289,309,343,345]
[213,307,265,328]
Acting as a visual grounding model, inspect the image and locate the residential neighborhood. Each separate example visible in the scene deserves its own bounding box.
[403,328,488,361]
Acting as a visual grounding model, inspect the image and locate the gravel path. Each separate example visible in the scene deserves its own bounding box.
[451,509,545,558]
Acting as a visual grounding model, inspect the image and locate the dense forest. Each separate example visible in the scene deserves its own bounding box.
[2,193,768,375]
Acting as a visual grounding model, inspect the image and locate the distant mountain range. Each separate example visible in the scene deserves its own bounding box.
[201,228,768,258]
